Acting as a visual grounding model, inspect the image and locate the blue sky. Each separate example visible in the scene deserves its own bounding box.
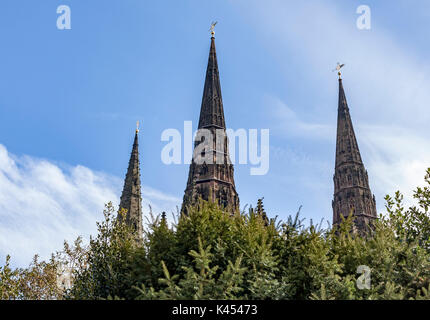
[1,0,430,266]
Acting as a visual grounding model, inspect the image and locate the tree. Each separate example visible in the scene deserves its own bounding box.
[2,170,430,300]
[67,202,146,299]
[0,255,19,299]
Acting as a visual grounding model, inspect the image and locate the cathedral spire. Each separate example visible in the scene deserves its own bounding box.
[182,28,239,214]
[335,78,363,167]
[332,76,377,233]
[118,128,143,239]
[198,31,225,129]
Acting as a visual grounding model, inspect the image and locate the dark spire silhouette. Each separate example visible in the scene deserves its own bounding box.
[335,79,363,166]
[332,76,377,233]
[198,36,226,129]
[182,32,239,214]
[118,129,143,239]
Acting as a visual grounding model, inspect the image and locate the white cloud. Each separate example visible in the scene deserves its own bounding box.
[359,125,430,209]
[0,144,180,267]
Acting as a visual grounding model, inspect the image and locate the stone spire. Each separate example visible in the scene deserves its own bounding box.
[182,32,239,214]
[198,36,226,129]
[118,128,143,239]
[332,77,377,233]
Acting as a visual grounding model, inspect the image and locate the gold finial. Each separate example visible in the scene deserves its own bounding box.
[333,62,345,79]
[210,21,217,37]
[136,121,140,134]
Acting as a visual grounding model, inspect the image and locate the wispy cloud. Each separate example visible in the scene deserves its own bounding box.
[237,0,430,127]
[0,144,180,267]
[266,95,334,140]
[359,125,430,208]
[268,94,430,211]
[234,0,430,215]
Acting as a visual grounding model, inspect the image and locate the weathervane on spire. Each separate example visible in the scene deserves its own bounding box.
[136,121,140,134]
[210,21,217,37]
[333,62,345,79]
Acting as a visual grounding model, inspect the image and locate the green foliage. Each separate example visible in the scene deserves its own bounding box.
[0,255,19,299]
[0,254,62,300]
[384,168,430,251]
[144,210,177,288]
[66,202,148,300]
[2,170,430,300]
[136,238,246,300]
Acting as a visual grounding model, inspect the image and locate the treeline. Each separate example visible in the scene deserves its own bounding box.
[2,170,430,300]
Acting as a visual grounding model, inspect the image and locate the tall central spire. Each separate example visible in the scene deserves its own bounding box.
[198,36,226,129]
[182,30,239,214]
[332,76,377,233]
